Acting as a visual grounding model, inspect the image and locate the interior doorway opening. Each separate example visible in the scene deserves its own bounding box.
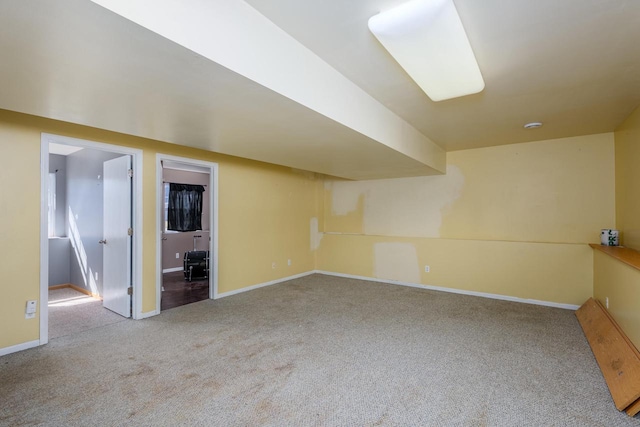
[40,134,143,345]
[156,155,218,312]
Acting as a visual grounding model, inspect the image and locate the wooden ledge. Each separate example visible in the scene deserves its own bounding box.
[590,244,640,272]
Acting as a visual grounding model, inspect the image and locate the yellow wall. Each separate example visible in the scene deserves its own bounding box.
[593,250,640,349]
[0,104,629,353]
[319,235,593,304]
[615,105,640,251]
[443,134,615,243]
[589,105,640,350]
[0,118,41,348]
[0,109,319,350]
[319,133,616,305]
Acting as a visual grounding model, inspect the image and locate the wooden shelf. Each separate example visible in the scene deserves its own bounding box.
[590,243,640,272]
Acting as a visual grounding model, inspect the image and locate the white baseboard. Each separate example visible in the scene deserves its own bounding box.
[216,271,315,299]
[0,339,41,357]
[162,267,183,273]
[314,270,580,310]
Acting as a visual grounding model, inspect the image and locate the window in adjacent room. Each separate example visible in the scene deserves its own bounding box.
[166,183,205,232]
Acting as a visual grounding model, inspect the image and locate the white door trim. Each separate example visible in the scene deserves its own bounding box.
[40,133,144,346]
[156,154,219,312]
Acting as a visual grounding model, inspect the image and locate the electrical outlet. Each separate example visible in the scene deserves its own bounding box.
[288,259,292,266]
[95,271,99,281]
[605,297,609,309]
[272,262,276,269]
[424,266,430,273]
[25,300,37,319]
[176,252,180,259]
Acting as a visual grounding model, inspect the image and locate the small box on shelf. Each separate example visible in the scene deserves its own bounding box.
[601,229,619,246]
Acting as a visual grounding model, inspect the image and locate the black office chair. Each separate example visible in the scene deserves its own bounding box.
[183,250,209,282]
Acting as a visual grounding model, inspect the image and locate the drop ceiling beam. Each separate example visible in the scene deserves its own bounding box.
[89,0,445,174]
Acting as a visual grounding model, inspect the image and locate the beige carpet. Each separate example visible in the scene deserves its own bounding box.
[48,287,128,339]
[2,275,639,426]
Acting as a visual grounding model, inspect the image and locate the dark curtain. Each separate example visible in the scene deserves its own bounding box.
[167,183,205,232]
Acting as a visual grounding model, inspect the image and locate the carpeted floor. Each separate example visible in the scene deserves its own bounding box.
[3,275,639,426]
[48,287,128,339]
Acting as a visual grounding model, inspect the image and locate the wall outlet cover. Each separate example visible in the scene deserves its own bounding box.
[26,300,37,315]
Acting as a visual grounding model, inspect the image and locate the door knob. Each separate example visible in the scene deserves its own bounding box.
[98,239,107,244]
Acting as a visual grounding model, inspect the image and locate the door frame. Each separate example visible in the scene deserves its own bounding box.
[156,154,219,310]
[40,133,144,346]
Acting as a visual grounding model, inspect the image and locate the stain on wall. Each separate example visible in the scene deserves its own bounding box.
[374,242,420,283]
[318,133,615,306]
[310,217,323,251]
[324,189,364,234]
[326,165,464,237]
[324,134,615,244]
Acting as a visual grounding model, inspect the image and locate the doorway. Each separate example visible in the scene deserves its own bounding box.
[156,154,218,312]
[40,134,143,345]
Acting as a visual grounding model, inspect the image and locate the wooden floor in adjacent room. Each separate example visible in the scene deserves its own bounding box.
[161,271,209,311]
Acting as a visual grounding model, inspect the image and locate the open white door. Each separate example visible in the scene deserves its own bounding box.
[102,155,132,317]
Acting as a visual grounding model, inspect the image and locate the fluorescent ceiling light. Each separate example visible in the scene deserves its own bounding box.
[368,0,484,102]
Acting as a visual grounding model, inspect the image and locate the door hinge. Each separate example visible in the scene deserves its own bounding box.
[127,169,133,178]
[128,227,133,236]
[127,287,133,296]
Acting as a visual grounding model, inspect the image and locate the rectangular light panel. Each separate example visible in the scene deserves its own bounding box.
[368,0,484,102]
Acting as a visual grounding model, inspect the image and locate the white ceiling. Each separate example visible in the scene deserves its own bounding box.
[1,0,639,179]
[49,143,84,156]
[245,0,640,151]
[162,160,210,175]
